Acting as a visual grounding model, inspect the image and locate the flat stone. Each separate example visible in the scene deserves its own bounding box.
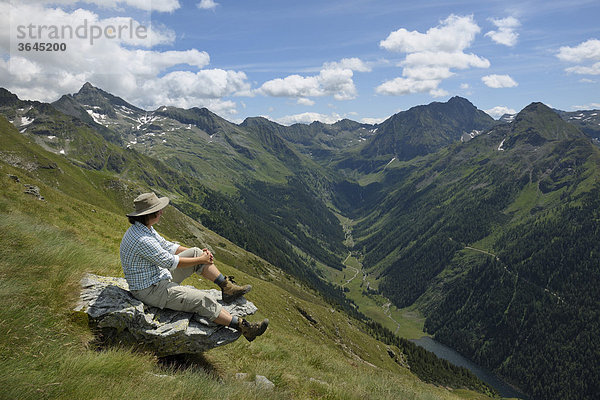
[74,273,258,356]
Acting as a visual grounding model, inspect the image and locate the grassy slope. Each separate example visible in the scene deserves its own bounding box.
[0,123,492,399]
[322,253,428,340]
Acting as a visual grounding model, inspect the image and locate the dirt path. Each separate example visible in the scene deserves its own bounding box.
[342,253,402,333]
[382,302,402,335]
[464,246,499,260]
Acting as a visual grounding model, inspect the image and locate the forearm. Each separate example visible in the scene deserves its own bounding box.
[176,254,213,268]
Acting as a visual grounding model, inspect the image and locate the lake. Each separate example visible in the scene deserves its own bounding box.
[411,337,529,399]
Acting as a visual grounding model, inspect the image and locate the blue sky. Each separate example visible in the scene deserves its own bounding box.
[1,0,599,124]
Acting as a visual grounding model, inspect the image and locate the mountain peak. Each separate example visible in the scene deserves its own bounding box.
[72,82,143,114]
[505,102,583,146]
[0,87,21,107]
[77,82,101,96]
[361,96,496,162]
[513,102,563,126]
[240,116,283,128]
[447,96,473,105]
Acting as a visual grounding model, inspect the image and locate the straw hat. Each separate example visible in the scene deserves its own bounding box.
[126,192,169,216]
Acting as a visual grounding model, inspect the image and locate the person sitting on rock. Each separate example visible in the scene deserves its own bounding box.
[120,192,268,342]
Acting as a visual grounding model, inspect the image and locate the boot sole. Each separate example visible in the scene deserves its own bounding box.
[245,319,269,342]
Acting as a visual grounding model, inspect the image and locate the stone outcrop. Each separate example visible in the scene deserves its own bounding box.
[74,273,257,356]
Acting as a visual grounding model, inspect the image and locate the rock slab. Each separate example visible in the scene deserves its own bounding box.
[74,273,257,356]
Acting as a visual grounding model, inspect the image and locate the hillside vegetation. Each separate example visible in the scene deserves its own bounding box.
[338,103,600,400]
[5,82,599,399]
[0,114,496,399]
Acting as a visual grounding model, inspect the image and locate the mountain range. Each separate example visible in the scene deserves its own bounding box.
[2,82,600,400]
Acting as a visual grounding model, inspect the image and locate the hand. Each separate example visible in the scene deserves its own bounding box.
[202,248,214,263]
[197,252,212,264]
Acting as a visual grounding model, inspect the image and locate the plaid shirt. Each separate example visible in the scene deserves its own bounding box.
[120,222,180,290]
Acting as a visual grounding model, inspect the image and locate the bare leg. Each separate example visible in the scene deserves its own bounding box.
[200,263,221,282]
[213,307,233,326]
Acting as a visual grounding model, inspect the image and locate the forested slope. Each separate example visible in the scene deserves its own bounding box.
[342,103,600,399]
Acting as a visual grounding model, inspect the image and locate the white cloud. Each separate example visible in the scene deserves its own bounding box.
[1,4,174,51]
[565,62,600,75]
[197,0,219,10]
[377,15,489,97]
[557,39,600,77]
[557,39,600,63]
[402,51,490,70]
[376,77,440,96]
[140,69,250,100]
[0,3,249,117]
[259,74,327,98]
[323,57,372,72]
[571,103,600,110]
[259,57,370,101]
[361,117,386,124]
[482,74,518,88]
[401,66,454,81]
[297,98,315,106]
[460,83,470,89]
[275,112,342,125]
[380,14,481,53]
[429,88,449,98]
[485,16,520,47]
[484,106,517,119]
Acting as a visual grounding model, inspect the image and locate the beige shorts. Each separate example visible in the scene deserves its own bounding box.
[131,247,222,321]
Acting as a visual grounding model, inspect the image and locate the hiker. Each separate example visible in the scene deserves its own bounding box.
[120,192,268,341]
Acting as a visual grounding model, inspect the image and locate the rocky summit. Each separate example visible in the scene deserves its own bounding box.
[74,274,258,356]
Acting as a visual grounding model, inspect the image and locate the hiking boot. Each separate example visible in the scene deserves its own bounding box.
[219,276,252,303]
[237,318,269,342]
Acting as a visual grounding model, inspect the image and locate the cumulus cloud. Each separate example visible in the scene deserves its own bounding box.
[482,74,518,88]
[377,15,489,97]
[258,57,370,101]
[380,14,481,53]
[361,117,387,124]
[197,0,219,10]
[565,63,600,75]
[0,3,249,117]
[275,112,342,125]
[484,106,517,119]
[557,39,600,77]
[323,57,372,72]
[557,39,600,63]
[485,16,520,46]
[376,77,440,96]
[297,98,315,106]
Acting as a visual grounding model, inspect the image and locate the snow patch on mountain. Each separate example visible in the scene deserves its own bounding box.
[86,109,107,125]
[20,116,34,126]
[461,130,481,142]
[497,138,506,151]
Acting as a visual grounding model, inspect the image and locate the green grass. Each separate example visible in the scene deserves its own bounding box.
[325,255,429,340]
[0,164,491,400]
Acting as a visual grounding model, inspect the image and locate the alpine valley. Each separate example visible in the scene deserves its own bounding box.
[1,83,599,400]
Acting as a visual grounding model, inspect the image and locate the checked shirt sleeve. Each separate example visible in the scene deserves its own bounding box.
[120,223,179,290]
[137,235,179,271]
[153,228,179,255]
